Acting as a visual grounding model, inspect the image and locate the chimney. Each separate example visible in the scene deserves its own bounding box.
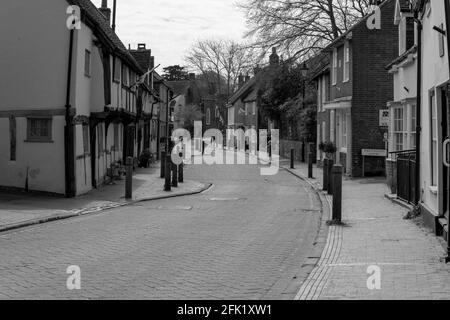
[138,43,147,50]
[269,47,280,65]
[99,0,111,26]
[238,74,245,87]
[189,73,196,80]
[150,56,155,69]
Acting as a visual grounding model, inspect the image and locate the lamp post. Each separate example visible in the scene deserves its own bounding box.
[300,62,309,162]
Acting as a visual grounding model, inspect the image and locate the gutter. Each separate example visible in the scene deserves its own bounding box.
[414,15,422,207]
[443,0,450,261]
[64,28,76,198]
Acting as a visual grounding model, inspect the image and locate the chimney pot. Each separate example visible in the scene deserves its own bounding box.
[99,0,111,26]
[138,43,146,50]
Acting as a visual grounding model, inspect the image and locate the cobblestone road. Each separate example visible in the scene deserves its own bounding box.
[0,162,323,300]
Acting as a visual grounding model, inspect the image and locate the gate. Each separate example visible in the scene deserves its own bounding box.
[395,150,416,204]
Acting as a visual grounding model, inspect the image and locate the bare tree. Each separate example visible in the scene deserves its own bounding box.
[186,39,259,98]
[237,0,372,60]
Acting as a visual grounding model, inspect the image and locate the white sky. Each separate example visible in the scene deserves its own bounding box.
[91,0,248,73]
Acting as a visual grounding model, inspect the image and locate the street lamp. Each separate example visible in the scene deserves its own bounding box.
[299,61,309,162]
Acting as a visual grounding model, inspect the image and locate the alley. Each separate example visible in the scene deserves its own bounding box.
[0,162,323,300]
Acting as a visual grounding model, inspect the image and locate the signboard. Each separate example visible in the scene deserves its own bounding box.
[362,149,387,157]
[379,109,390,127]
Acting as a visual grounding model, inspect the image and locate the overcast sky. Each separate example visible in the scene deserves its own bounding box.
[91,0,248,73]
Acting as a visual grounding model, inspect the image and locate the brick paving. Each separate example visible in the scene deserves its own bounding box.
[0,162,324,300]
[285,160,450,300]
[0,162,207,232]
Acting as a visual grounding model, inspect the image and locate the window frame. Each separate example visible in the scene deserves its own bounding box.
[113,57,121,83]
[26,117,53,143]
[332,48,338,85]
[343,42,350,82]
[430,91,438,186]
[206,108,211,126]
[82,124,90,154]
[393,107,405,152]
[84,49,91,78]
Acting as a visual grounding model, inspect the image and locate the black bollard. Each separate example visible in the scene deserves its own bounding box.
[179,162,184,183]
[327,159,334,195]
[323,159,329,191]
[290,149,295,169]
[160,151,166,179]
[308,151,314,179]
[125,157,133,199]
[172,160,178,187]
[301,142,306,163]
[164,154,172,192]
[332,165,343,222]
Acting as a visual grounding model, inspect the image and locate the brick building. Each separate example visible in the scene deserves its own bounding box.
[323,0,398,177]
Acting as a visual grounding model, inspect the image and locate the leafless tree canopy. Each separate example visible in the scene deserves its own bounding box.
[185,39,260,98]
[237,0,372,60]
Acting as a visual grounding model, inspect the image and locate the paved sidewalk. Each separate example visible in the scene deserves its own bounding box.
[0,162,210,233]
[282,160,450,300]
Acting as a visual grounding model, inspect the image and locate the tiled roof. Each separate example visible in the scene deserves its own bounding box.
[67,0,143,74]
[130,50,152,71]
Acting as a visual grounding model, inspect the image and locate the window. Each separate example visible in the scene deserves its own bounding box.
[341,113,347,148]
[206,108,211,125]
[332,48,338,85]
[410,104,417,149]
[122,65,128,86]
[84,50,91,77]
[393,107,404,151]
[343,42,350,82]
[317,79,322,112]
[399,18,407,55]
[245,103,248,116]
[83,125,89,154]
[113,57,121,82]
[439,23,445,57]
[431,94,438,186]
[228,107,235,125]
[27,118,52,142]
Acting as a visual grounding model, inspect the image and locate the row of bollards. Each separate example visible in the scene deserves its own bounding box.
[291,149,343,223]
[290,147,314,179]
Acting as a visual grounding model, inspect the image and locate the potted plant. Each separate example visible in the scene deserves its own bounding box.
[319,141,337,159]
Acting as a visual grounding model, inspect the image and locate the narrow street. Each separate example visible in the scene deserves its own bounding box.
[0,161,323,300]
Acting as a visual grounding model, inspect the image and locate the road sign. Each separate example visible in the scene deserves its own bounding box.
[362,149,387,157]
[379,109,389,127]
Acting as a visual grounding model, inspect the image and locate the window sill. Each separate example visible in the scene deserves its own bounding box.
[429,186,438,195]
[24,140,54,143]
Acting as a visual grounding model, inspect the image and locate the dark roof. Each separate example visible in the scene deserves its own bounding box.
[130,49,152,71]
[229,76,258,104]
[67,0,142,74]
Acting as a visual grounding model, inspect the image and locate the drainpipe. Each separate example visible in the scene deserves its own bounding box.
[414,16,422,207]
[65,29,75,197]
[443,0,450,262]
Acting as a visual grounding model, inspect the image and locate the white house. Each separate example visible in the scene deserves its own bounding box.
[386,0,417,196]
[413,0,450,258]
[0,0,156,197]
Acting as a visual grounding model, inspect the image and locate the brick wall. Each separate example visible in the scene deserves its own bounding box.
[351,0,397,177]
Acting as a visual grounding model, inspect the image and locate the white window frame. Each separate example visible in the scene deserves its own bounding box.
[431,91,438,186]
[332,48,338,85]
[84,49,91,77]
[393,107,405,152]
[343,42,350,82]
